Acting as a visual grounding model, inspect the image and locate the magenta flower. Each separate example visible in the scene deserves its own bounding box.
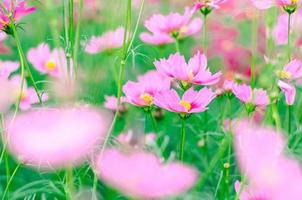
[94,148,198,199]
[27,43,71,78]
[154,52,222,87]
[5,106,111,170]
[0,0,36,31]
[140,8,202,45]
[123,70,171,107]
[154,87,216,114]
[84,27,124,54]
[104,95,127,112]
[10,75,47,111]
[232,83,269,107]
[0,60,19,78]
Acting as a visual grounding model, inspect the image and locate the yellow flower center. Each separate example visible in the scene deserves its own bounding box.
[180,26,188,34]
[20,91,27,100]
[140,93,153,105]
[276,70,292,79]
[45,60,57,71]
[291,0,297,4]
[179,100,192,111]
[188,69,194,81]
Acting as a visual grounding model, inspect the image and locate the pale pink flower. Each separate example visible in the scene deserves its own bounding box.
[278,80,296,105]
[84,27,124,54]
[10,75,47,111]
[123,70,171,107]
[104,95,127,112]
[277,59,302,81]
[0,60,19,78]
[140,8,202,45]
[232,83,269,107]
[193,0,227,13]
[95,148,198,199]
[0,0,36,30]
[154,52,221,86]
[0,78,18,113]
[250,0,301,10]
[154,87,216,114]
[5,106,111,170]
[27,43,71,78]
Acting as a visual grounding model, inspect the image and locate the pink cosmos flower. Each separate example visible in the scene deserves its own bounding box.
[5,106,111,170]
[0,78,18,113]
[278,80,296,105]
[140,8,202,45]
[154,87,216,114]
[0,0,36,30]
[154,52,222,87]
[84,27,125,54]
[193,0,227,13]
[104,95,127,112]
[0,60,19,78]
[27,43,71,78]
[276,59,302,105]
[232,83,269,107]
[233,121,302,200]
[10,75,47,111]
[95,148,198,199]
[250,0,301,10]
[123,70,171,107]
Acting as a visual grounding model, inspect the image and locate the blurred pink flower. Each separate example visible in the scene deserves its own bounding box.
[27,43,71,78]
[84,27,124,54]
[232,83,269,107]
[233,120,302,200]
[10,75,47,111]
[5,106,111,170]
[95,148,198,199]
[0,78,18,113]
[104,95,127,112]
[0,0,36,30]
[117,130,156,147]
[140,8,202,45]
[154,87,216,114]
[251,0,301,10]
[123,70,171,107]
[0,60,19,78]
[278,80,296,105]
[154,52,221,86]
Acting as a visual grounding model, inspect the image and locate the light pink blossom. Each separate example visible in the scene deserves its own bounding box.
[193,0,227,12]
[5,106,111,170]
[154,52,221,86]
[278,80,296,105]
[154,87,216,114]
[232,83,269,107]
[95,148,198,199]
[84,27,124,54]
[140,8,202,45]
[0,0,36,30]
[250,0,301,10]
[27,43,71,78]
[123,70,171,107]
[0,60,19,78]
[104,95,127,112]
[10,75,47,111]
[0,78,18,113]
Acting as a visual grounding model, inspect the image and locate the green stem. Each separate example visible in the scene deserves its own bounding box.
[288,105,292,134]
[251,13,258,88]
[196,134,231,189]
[179,118,186,161]
[287,13,291,61]
[1,164,21,200]
[92,174,98,200]
[175,38,180,52]
[73,0,83,78]
[10,21,42,104]
[272,100,281,131]
[66,168,74,200]
[149,110,158,132]
[203,14,207,55]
